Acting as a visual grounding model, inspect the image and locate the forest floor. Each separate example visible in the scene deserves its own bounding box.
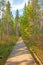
[5,37,36,65]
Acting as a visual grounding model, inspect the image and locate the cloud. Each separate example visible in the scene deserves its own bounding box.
[11,2,25,11]
[6,0,28,17]
[10,0,28,11]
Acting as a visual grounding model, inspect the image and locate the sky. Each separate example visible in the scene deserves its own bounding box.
[7,0,28,17]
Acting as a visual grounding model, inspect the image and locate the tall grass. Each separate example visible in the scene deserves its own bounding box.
[0,34,18,65]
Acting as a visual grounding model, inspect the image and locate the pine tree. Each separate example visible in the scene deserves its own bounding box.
[15,9,20,36]
[5,1,14,34]
[0,0,5,40]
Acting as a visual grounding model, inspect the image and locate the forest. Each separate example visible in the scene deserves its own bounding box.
[0,0,43,65]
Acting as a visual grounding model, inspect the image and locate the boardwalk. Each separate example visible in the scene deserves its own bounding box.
[5,37,36,65]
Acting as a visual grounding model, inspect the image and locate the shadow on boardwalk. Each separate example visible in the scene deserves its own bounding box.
[5,37,36,65]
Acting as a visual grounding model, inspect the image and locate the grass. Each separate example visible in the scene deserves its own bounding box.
[0,34,18,65]
[30,46,43,64]
[22,34,43,65]
[29,48,40,65]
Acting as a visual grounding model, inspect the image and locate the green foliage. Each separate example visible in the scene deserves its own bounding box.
[0,1,18,64]
[20,0,40,39]
[15,9,20,36]
[0,0,43,64]
[15,9,19,21]
[20,1,43,64]
[0,35,18,65]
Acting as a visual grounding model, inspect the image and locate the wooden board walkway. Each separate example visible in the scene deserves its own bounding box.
[5,37,36,65]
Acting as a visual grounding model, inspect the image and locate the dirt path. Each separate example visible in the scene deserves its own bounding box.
[5,37,36,65]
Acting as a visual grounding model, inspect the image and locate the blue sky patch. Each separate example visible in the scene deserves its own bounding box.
[12,0,24,5]
[8,0,28,17]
